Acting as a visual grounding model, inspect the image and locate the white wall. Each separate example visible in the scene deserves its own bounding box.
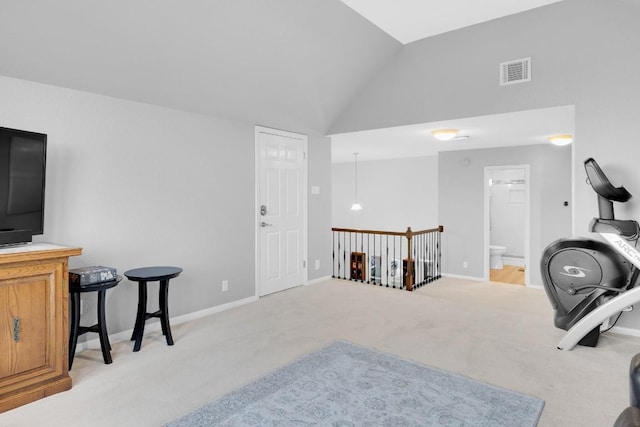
[0,75,333,339]
[439,144,572,286]
[308,135,333,279]
[332,156,439,232]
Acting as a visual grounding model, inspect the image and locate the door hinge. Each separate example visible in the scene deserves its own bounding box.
[303,260,306,268]
[303,152,306,160]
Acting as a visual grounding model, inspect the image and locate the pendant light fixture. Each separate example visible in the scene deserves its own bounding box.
[351,152,362,211]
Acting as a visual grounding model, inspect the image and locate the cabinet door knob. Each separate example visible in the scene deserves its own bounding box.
[13,317,21,342]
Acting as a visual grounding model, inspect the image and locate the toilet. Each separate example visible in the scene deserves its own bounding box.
[489,245,507,269]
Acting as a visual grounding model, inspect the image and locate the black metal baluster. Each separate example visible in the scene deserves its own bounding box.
[431,230,436,282]
[430,230,434,282]
[437,229,441,279]
[385,235,389,287]
[416,234,420,287]
[429,233,436,282]
[420,233,424,285]
[338,231,341,279]
[336,232,340,279]
[372,234,376,286]
[399,235,402,289]
[420,233,423,285]
[332,231,335,278]
[428,232,433,283]
[391,235,396,288]
[434,231,438,280]
[428,231,432,282]
[367,233,371,284]
[377,234,381,286]
[360,232,364,283]
[338,231,347,279]
[348,231,352,280]
[417,233,422,287]
[424,232,428,285]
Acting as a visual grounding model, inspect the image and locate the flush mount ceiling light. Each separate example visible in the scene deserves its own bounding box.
[548,134,573,146]
[431,129,459,141]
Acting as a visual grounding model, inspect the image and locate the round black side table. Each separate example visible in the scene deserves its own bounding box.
[69,276,122,369]
[124,266,182,352]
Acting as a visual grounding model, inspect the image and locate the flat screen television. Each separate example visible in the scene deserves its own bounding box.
[0,126,47,246]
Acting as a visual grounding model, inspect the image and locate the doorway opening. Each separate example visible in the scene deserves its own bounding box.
[484,165,530,285]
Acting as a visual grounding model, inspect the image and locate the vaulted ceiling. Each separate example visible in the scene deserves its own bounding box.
[0,1,565,137]
[0,1,399,135]
[339,0,563,44]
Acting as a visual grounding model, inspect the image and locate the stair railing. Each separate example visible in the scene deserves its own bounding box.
[331,226,443,291]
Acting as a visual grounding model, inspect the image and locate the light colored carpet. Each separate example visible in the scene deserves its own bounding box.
[1,277,638,426]
[166,340,544,426]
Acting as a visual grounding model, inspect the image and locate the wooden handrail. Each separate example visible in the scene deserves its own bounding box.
[408,225,444,236]
[331,225,443,237]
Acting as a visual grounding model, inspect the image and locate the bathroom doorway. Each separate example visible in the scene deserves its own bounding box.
[484,165,530,285]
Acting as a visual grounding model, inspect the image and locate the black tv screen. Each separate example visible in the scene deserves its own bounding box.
[0,127,47,242]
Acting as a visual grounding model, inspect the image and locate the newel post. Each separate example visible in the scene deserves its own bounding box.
[405,227,414,291]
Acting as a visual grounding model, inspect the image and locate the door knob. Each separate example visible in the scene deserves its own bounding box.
[260,222,273,227]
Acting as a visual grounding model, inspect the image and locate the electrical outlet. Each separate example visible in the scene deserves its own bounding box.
[221,280,228,292]
[463,261,468,269]
[314,260,320,270]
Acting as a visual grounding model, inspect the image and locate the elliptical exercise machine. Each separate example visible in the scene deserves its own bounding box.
[541,158,640,350]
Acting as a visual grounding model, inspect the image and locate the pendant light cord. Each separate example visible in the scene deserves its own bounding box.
[354,152,359,201]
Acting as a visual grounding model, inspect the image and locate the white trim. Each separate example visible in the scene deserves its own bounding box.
[74,296,257,354]
[484,165,531,285]
[254,126,308,298]
[307,275,332,286]
[610,325,640,338]
[442,273,485,281]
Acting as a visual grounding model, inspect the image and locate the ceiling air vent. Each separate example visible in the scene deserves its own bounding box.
[500,57,531,86]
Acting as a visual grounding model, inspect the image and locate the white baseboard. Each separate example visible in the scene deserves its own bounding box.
[441,273,485,281]
[307,275,332,286]
[609,325,640,338]
[74,295,258,353]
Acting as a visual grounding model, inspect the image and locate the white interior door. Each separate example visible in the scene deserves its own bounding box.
[256,126,307,296]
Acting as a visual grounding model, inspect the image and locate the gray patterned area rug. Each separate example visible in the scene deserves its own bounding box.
[166,341,544,426]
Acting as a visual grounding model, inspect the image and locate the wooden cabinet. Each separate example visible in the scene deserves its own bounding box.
[0,243,81,413]
[350,252,366,281]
